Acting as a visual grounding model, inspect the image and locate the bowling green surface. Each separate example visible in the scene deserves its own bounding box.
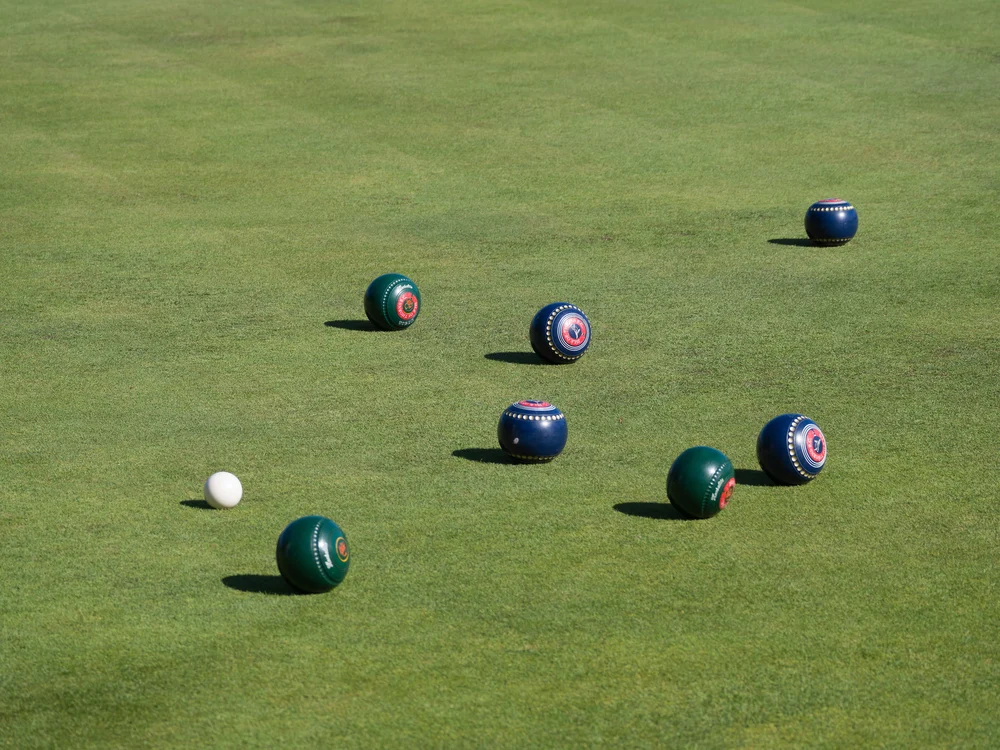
[1,0,997,746]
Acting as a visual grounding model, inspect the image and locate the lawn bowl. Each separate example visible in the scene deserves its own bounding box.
[497,400,568,462]
[805,198,858,245]
[757,413,827,485]
[276,516,351,593]
[666,446,735,519]
[364,273,421,330]
[529,303,591,363]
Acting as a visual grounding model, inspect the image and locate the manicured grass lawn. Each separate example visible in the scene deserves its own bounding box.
[1,0,997,746]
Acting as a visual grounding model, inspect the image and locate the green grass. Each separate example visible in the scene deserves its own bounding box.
[1,0,998,746]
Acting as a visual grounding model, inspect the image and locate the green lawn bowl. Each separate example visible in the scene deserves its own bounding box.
[276,516,351,594]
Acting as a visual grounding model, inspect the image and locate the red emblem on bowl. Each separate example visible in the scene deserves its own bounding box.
[335,537,349,562]
[719,477,736,508]
[560,316,588,347]
[805,427,826,465]
[396,292,418,321]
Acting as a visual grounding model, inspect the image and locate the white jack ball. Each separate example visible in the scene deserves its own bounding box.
[204,471,243,509]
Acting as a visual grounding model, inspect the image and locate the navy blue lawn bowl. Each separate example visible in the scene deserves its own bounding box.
[756,413,828,485]
[529,303,592,364]
[497,400,568,462]
[805,198,858,245]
